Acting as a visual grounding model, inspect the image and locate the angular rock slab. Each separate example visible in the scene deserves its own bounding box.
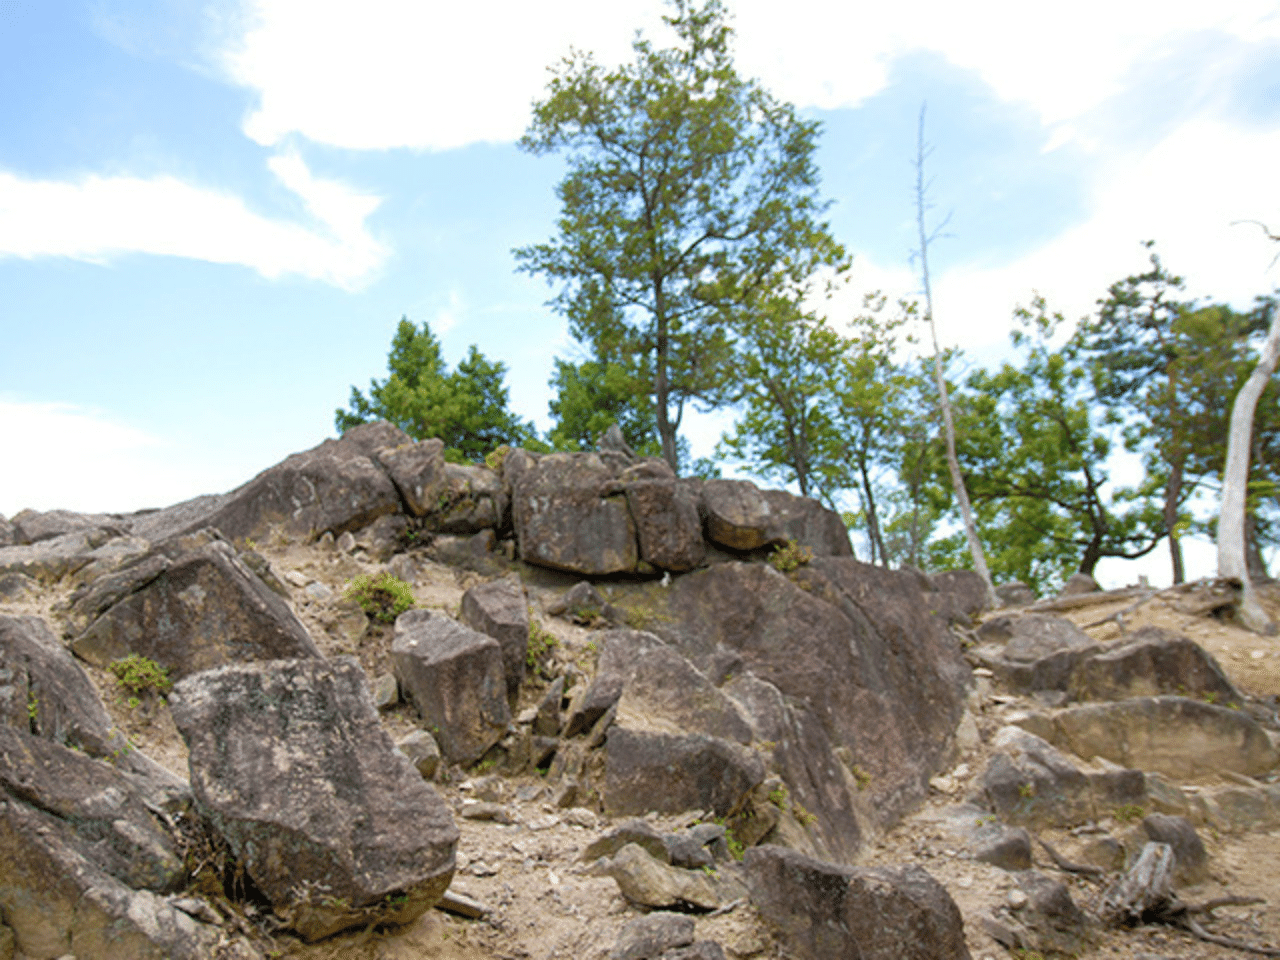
[460,576,529,699]
[0,794,241,960]
[978,726,1145,829]
[624,477,706,572]
[512,453,638,575]
[393,609,511,764]
[1044,696,1278,779]
[169,657,458,942]
[974,613,1100,693]
[603,727,764,819]
[377,437,448,518]
[1069,627,1241,704]
[700,480,777,551]
[68,530,321,681]
[744,845,971,960]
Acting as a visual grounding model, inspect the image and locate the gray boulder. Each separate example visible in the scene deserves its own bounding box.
[606,843,735,911]
[927,569,990,624]
[611,913,695,960]
[604,728,764,819]
[1043,696,1278,779]
[392,610,511,764]
[169,657,458,941]
[996,581,1037,607]
[460,576,529,699]
[1059,572,1100,597]
[1069,627,1241,704]
[67,529,321,681]
[974,613,1101,693]
[0,527,124,583]
[978,726,1146,829]
[744,845,971,960]
[512,453,638,575]
[700,480,774,551]
[377,437,448,518]
[134,421,409,543]
[1143,813,1208,885]
[433,463,509,534]
[623,471,706,572]
[759,489,853,557]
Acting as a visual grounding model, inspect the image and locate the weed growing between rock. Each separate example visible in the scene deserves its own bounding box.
[109,654,173,708]
[768,539,813,573]
[344,573,416,623]
[526,617,558,675]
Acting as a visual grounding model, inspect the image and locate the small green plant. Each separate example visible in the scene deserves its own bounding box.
[724,826,745,861]
[1018,782,1036,799]
[850,764,872,791]
[344,573,416,623]
[768,784,790,808]
[484,445,510,472]
[109,654,173,704]
[526,618,558,669]
[792,802,818,827]
[769,539,813,573]
[1203,691,1219,705]
[1113,804,1146,824]
[473,754,498,774]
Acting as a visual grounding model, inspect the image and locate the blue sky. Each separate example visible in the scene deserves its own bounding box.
[2,0,1278,585]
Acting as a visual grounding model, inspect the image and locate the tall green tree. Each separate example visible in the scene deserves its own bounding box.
[546,357,659,456]
[958,297,1164,593]
[515,0,846,470]
[335,317,538,462]
[716,301,844,499]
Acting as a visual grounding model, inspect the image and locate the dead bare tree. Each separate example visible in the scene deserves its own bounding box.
[1218,220,1280,634]
[914,105,998,607]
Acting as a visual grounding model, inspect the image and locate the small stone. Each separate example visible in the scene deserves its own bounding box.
[564,808,598,829]
[373,673,399,709]
[284,569,309,587]
[396,729,441,779]
[460,801,514,823]
[337,531,357,553]
[304,581,333,600]
[1007,889,1028,909]
[469,860,497,877]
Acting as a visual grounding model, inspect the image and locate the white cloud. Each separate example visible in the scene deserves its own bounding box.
[221,0,1278,151]
[0,152,388,288]
[0,401,244,516]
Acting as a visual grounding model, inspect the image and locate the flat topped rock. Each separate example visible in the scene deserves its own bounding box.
[169,657,458,942]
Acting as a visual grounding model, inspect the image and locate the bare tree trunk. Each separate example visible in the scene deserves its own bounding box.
[1217,305,1280,633]
[1164,457,1186,585]
[915,105,998,605]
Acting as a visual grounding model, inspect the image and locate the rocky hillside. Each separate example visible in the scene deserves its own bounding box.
[1,421,1278,960]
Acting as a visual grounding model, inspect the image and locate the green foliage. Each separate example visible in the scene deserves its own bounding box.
[547,359,659,456]
[344,573,416,623]
[526,618,558,670]
[767,784,790,808]
[516,0,846,469]
[26,691,38,724]
[768,539,813,573]
[792,802,818,827]
[850,765,872,791]
[335,317,539,462]
[1113,803,1145,824]
[109,654,173,703]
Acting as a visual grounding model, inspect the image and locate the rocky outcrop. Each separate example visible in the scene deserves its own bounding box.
[744,845,970,960]
[169,657,458,941]
[393,610,511,765]
[66,529,321,681]
[1068,626,1241,703]
[973,613,1101,694]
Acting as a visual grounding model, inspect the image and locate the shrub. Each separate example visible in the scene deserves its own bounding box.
[345,573,416,622]
[109,654,173,708]
[526,618,558,669]
[769,539,813,573]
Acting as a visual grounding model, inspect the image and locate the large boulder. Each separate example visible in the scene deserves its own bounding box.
[700,480,774,551]
[744,845,971,960]
[0,527,129,583]
[67,529,321,681]
[460,576,529,700]
[169,657,458,941]
[1069,627,1241,704]
[376,437,448,518]
[392,610,511,765]
[974,613,1101,693]
[512,453,638,575]
[622,466,706,572]
[977,726,1145,829]
[0,614,181,795]
[604,729,764,819]
[759,489,853,557]
[1038,696,1278,779]
[133,421,410,543]
[7,509,128,546]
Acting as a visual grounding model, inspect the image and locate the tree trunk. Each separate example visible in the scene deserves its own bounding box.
[859,460,887,567]
[653,285,678,471]
[1217,306,1280,633]
[915,105,997,604]
[1164,457,1185,585]
[1246,513,1270,582]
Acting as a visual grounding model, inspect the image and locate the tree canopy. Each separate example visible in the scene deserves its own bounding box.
[515,0,846,470]
[335,317,538,462]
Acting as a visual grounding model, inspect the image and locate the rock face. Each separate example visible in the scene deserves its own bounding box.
[392,610,511,765]
[623,470,706,572]
[744,845,971,960]
[66,530,321,680]
[974,614,1101,693]
[169,658,458,941]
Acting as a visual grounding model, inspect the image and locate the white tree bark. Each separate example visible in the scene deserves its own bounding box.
[915,106,998,607]
[1217,307,1280,634]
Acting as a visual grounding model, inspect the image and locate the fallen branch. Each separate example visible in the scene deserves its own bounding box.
[1184,916,1280,957]
[1025,586,1145,614]
[1037,837,1106,878]
[1081,588,1158,632]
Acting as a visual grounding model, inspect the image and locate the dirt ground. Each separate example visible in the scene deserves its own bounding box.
[6,543,1280,960]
